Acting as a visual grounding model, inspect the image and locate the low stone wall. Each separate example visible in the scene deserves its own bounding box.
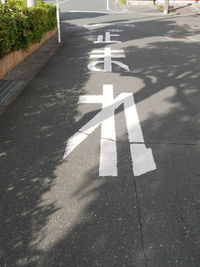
[0,29,57,79]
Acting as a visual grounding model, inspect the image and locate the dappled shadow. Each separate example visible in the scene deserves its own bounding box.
[38,131,146,266]
[39,69,200,265]
[0,24,92,266]
[37,17,200,266]
[1,12,200,267]
[123,40,200,142]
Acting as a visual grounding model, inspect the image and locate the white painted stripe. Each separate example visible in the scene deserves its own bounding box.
[100,139,117,176]
[79,95,103,104]
[105,32,110,42]
[64,86,156,176]
[88,60,106,72]
[90,55,105,59]
[91,50,105,53]
[77,111,103,135]
[63,113,102,159]
[122,93,156,176]
[107,29,125,32]
[83,23,113,29]
[94,35,103,43]
[109,50,125,53]
[98,35,104,42]
[105,32,121,43]
[88,61,104,72]
[94,32,121,44]
[108,54,126,58]
[89,48,127,72]
[104,48,112,72]
[70,10,110,14]
[99,85,117,176]
[90,54,125,58]
[63,131,88,159]
[123,94,144,142]
[112,61,129,71]
[90,49,125,54]
[130,144,156,176]
[64,94,133,158]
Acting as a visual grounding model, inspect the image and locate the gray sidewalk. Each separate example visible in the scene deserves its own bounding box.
[127,0,200,15]
[0,33,63,116]
[171,2,200,15]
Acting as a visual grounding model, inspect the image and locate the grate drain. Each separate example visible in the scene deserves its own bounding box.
[0,80,23,103]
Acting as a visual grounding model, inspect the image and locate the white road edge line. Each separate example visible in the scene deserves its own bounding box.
[68,10,110,13]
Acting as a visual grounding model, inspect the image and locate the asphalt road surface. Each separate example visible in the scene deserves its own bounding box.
[1,0,200,266]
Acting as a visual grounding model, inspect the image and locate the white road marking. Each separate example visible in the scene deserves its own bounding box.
[130,144,156,176]
[69,10,110,14]
[83,22,134,30]
[96,35,104,43]
[88,48,129,72]
[83,23,114,29]
[79,95,103,104]
[63,85,156,177]
[124,24,135,28]
[94,31,121,44]
[107,29,125,32]
[121,93,157,176]
[100,85,117,176]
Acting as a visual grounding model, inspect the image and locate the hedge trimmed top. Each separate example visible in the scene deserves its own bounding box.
[0,0,56,58]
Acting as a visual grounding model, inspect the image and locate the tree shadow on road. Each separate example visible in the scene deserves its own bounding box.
[39,18,200,266]
[0,25,91,266]
[1,15,200,267]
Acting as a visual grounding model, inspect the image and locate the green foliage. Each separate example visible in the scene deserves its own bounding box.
[121,0,126,4]
[0,1,56,58]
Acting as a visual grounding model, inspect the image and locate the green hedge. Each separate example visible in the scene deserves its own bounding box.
[0,1,56,58]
